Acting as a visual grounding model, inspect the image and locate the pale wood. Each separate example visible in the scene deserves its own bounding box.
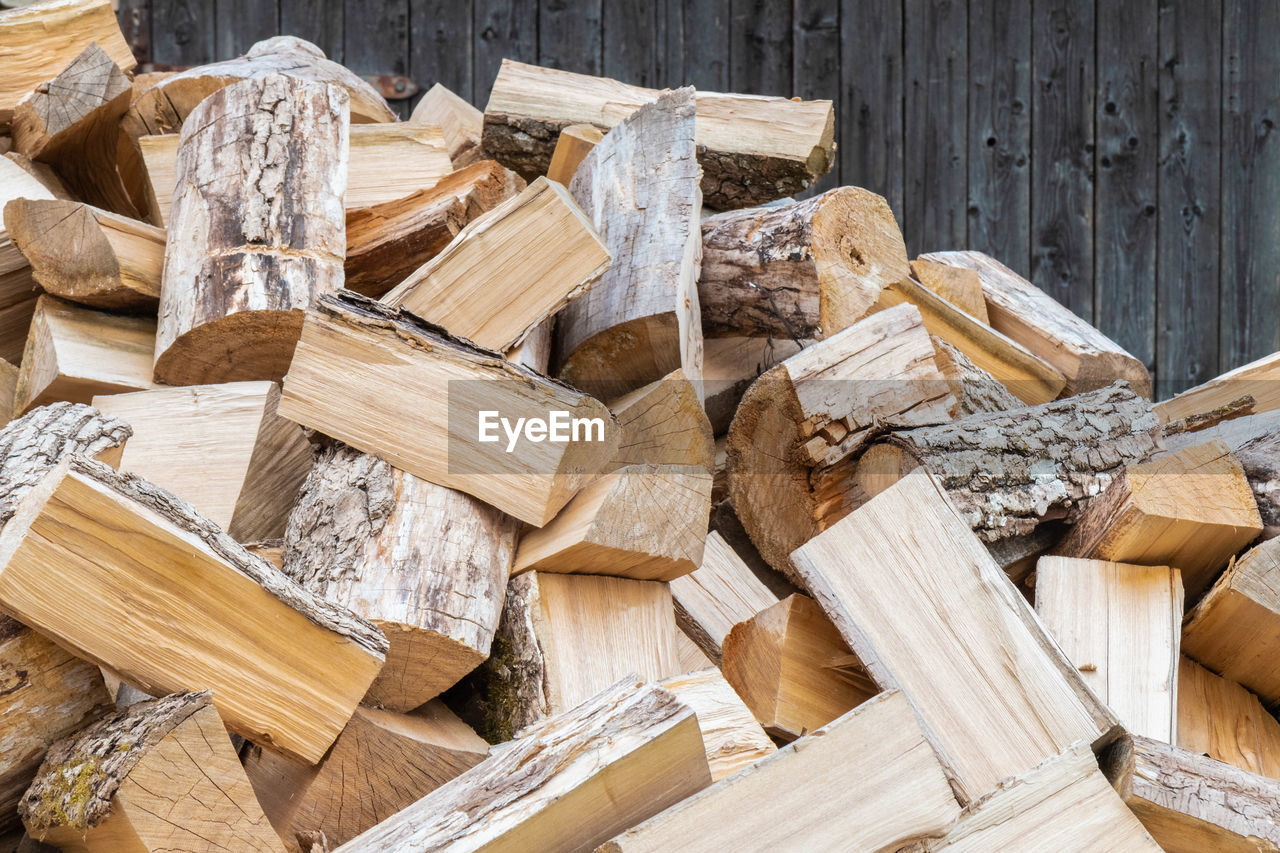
[790,468,1121,803]
[721,593,877,741]
[14,295,155,414]
[0,155,57,363]
[21,692,285,852]
[244,702,489,851]
[1157,351,1280,424]
[0,0,134,125]
[92,381,312,541]
[4,199,162,311]
[608,368,714,471]
[1034,556,1183,741]
[601,691,960,853]
[505,315,553,372]
[345,160,524,297]
[911,258,989,322]
[920,249,1152,397]
[0,455,388,764]
[154,75,348,386]
[0,358,16,425]
[658,669,775,782]
[383,176,610,352]
[278,292,618,527]
[410,83,483,166]
[283,442,516,711]
[545,123,603,184]
[1054,440,1263,600]
[555,88,703,401]
[483,59,834,210]
[1178,655,1280,779]
[702,335,807,435]
[674,629,716,673]
[669,530,778,663]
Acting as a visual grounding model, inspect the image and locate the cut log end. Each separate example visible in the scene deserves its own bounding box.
[153,308,306,386]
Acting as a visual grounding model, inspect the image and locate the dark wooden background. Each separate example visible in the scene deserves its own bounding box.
[116,0,1280,398]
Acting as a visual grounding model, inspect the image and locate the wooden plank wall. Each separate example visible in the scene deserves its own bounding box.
[126,0,1280,398]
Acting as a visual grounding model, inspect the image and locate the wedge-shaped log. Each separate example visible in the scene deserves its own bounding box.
[791,469,1121,803]
[484,59,833,210]
[554,88,702,401]
[21,692,284,852]
[345,160,524,297]
[244,702,489,852]
[0,0,134,125]
[608,368,714,470]
[546,123,603,183]
[727,302,955,579]
[1034,557,1182,741]
[4,199,162,311]
[154,75,348,386]
[1178,655,1280,779]
[410,83,483,165]
[92,382,311,541]
[602,690,959,853]
[0,456,387,763]
[911,258,989,321]
[1054,440,1262,600]
[14,296,155,414]
[658,669,773,782]
[383,176,609,352]
[670,531,778,663]
[278,292,618,527]
[283,443,516,711]
[1156,351,1280,424]
[721,593,875,740]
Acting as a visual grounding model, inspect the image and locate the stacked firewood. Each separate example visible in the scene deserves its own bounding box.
[2,0,1279,850]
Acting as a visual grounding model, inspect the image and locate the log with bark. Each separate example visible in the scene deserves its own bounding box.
[1156,351,1280,424]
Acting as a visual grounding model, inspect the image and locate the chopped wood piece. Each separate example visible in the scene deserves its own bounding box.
[3,152,72,200]
[0,155,54,278]
[283,443,516,711]
[1054,440,1262,601]
[726,302,955,579]
[658,669,775,781]
[410,83,483,166]
[553,88,702,401]
[926,742,1160,851]
[382,176,609,352]
[1034,557,1183,741]
[545,123,603,184]
[919,249,1153,397]
[244,702,489,851]
[133,132,174,226]
[791,469,1121,803]
[1178,655,1280,779]
[1182,536,1280,707]
[911,258,989,322]
[601,691,960,853]
[1156,351,1280,424]
[21,692,285,852]
[856,382,1161,546]
[13,295,155,414]
[1106,733,1280,853]
[0,616,112,835]
[0,358,15,425]
[0,455,387,764]
[345,160,524,297]
[154,75,348,386]
[505,314,553,371]
[335,678,710,853]
[670,531,779,663]
[0,0,134,125]
[0,155,57,364]
[1233,429,1280,530]
[930,335,1021,415]
[722,594,876,740]
[92,381,312,541]
[483,59,834,210]
[675,630,716,673]
[702,336,808,435]
[1161,394,1256,439]
[608,368,714,470]
[4,199,162,311]
[278,292,618,527]
[450,572,681,742]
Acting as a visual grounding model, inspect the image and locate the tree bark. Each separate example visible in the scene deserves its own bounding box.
[1234,430,1280,529]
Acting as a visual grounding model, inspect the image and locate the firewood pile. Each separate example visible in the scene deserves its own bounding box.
[3,0,1280,850]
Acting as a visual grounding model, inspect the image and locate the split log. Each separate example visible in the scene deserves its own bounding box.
[601,691,960,853]
[483,59,834,210]
[133,133,174,226]
[1156,351,1280,424]
[856,382,1161,546]
[282,442,516,712]
[0,155,57,364]
[919,249,1152,397]
[554,88,702,401]
[278,292,618,527]
[930,336,1022,416]
[726,302,956,579]
[545,123,603,183]
[409,83,483,166]
[670,531,778,663]
[4,199,162,311]
[13,296,156,414]
[675,630,716,674]
[1178,655,1280,779]
[345,160,524,297]
[1034,557,1182,741]
[0,455,387,763]
[505,315,553,371]
[20,692,284,852]
[0,402,130,515]
[790,469,1121,803]
[0,0,134,125]
[721,594,876,740]
[658,669,775,782]
[92,381,312,541]
[608,368,714,470]
[911,258,989,322]
[0,359,15,426]
[333,679,710,853]
[154,75,348,386]
[703,336,807,435]
[382,176,610,352]
[243,702,489,851]
[1053,440,1262,600]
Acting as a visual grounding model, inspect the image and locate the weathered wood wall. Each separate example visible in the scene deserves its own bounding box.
[118,0,1280,398]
